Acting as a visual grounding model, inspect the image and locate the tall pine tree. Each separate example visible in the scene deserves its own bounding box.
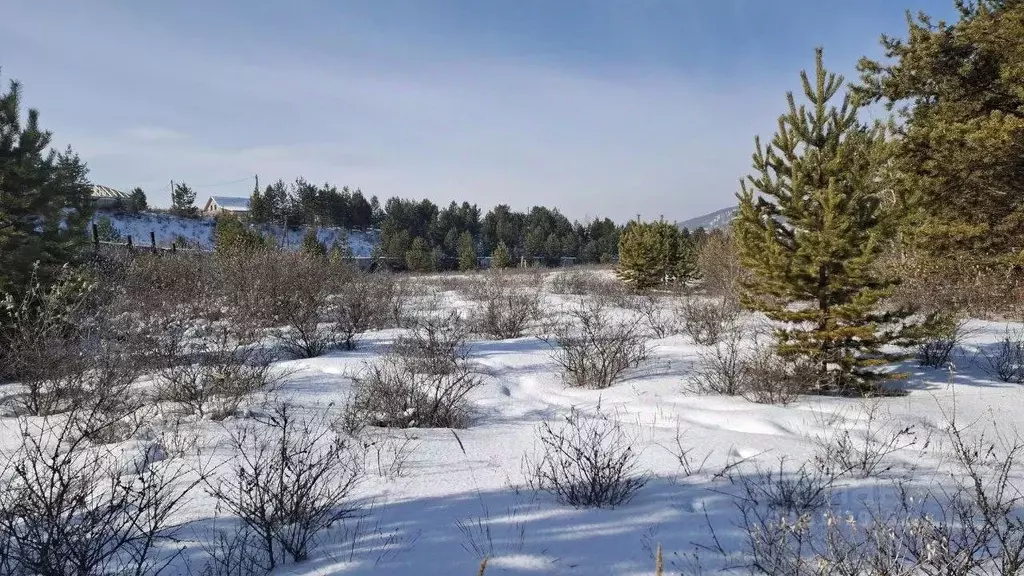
[0,75,92,298]
[457,231,477,271]
[734,48,908,394]
[171,182,196,216]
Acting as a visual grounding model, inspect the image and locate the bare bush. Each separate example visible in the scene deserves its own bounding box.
[0,415,200,576]
[375,272,413,329]
[696,233,745,300]
[681,295,740,346]
[692,329,747,396]
[811,401,918,478]
[347,353,481,429]
[393,311,471,376]
[691,332,804,404]
[980,328,1024,383]
[916,312,970,369]
[549,298,649,389]
[623,292,683,339]
[1,265,95,414]
[329,272,392,350]
[201,402,363,569]
[524,404,649,508]
[550,269,626,300]
[200,524,269,576]
[714,418,1024,576]
[156,323,279,420]
[469,271,542,339]
[271,254,339,358]
[740,345,811,405]
[735,458,834,516]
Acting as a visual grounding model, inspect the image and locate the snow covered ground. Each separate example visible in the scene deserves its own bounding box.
[3,269,1024,575]
[91,211,379,256]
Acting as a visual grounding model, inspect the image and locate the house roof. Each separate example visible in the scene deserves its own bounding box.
[90,185,130,199]
[209,196,250,211]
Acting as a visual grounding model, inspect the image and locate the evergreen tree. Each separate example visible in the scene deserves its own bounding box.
[491,241,512,269]
[300,229,327,258]
[405,237,436,272]
[95,215,121,241]
[328,234,354,264]
[855,1,1024,270]
[171,182,196,217]
[128,187,148,212]
[248,185,271,223]
[214,213,265,254]
[617,220,682,290]
[734,48,908,393]
[458,231,477,271]
[0,75,93,298]
[675,233,700,285]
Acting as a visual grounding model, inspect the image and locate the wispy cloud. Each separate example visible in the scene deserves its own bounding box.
[1,0,956,220]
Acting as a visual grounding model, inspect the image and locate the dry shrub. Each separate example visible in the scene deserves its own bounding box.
[269,254,341,358]
[1,267,148,435]
[329,272,394,350]
[156,322,279,420]
[692,332,806,405]
[709,418,1024,576]
[550,298,649,389]
[621,292,683,339]
[696,233,745,299]
[550,269,626,300]
[347,312,481,429]
[201,402,362,570]
[811,401,918,478]
[980,328,1024,383]
[681,294,741,345]
[0,414,200,576]
[524,403,649,508]
[468,270,542,339]
[916,312,970,369]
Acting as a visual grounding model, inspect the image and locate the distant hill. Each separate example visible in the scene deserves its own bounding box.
[677,206,736,231]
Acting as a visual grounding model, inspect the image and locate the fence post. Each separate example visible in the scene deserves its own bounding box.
[92,223,99,247]
[171,241,177,254]
[150,231,157,253]
[126,235,133,250]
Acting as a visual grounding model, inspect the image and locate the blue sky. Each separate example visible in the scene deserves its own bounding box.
[1,0,956,221]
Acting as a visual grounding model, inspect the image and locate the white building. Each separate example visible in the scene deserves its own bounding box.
[202,196,250,216]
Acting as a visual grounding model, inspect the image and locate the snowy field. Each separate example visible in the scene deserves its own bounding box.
[3,267,1024,575]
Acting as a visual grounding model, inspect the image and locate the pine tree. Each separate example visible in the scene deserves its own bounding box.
[492,241,512,269]
[300,229,327,258]
[855,1,1024,270]
[734,48,908,394]
[171,182,196,216]
[0,75,93,299]
[458,231,477,271]
[617,220,682,290]
[95,215,121,241]
[128,187,148,212]
[328,234,354,264]
[675,233,700,285]
[405,237,436,272]
[214,213,265,254]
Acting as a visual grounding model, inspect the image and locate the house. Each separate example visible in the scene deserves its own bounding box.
[202,196,250,216]
[90,185,130,210]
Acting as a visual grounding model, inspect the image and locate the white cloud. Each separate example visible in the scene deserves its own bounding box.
[2,1,799,220]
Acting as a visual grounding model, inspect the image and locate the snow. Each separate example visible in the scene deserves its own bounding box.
[676,206,736,231]
[90,211,379,256]
[5,269,1024,575]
